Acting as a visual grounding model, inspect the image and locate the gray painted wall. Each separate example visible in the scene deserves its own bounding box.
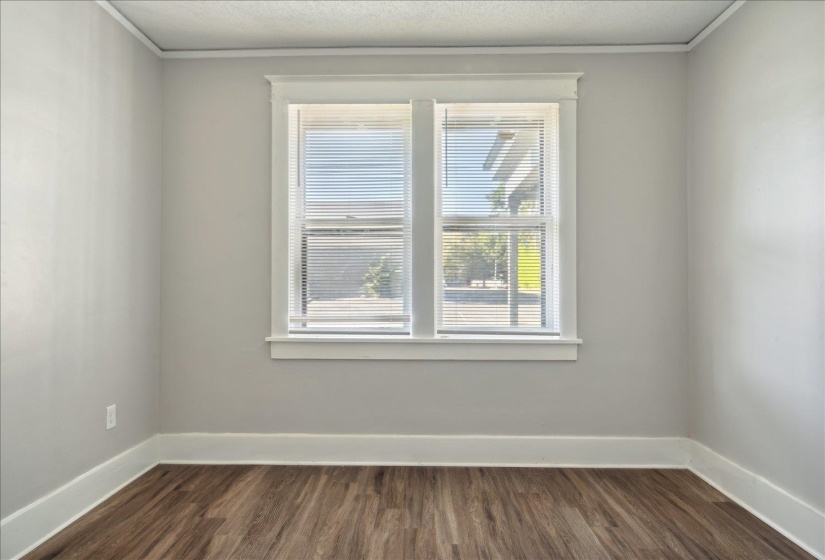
[687,1,825,511]
[0,1,162,518]
[160,53,689,437]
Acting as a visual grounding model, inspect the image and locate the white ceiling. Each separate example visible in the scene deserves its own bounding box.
[109,1,735,52]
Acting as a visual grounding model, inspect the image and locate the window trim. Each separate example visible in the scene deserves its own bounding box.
[266,73,582,360]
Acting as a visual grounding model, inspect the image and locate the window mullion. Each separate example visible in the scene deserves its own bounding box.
[410,100,436,338]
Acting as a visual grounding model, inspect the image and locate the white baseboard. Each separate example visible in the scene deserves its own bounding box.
[688,441,825,560]
[3,434,822,560]
[0,437,159,560]
[158,433,690,468]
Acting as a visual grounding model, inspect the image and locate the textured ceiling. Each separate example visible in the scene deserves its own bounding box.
[109,1,735,51]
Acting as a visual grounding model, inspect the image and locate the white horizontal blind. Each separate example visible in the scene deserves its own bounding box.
[437,103,560,335]
[288,104,411,334]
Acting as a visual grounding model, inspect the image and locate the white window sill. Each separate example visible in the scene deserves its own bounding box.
[265,335,582,360]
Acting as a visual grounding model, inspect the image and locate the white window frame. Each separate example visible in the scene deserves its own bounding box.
[266,73,582,360]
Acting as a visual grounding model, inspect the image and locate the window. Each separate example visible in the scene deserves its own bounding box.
[267,74,581,360]
[438,104,559,336]
[288,105,411,334]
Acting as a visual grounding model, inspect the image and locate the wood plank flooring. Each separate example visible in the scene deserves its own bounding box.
[25,465,813,559]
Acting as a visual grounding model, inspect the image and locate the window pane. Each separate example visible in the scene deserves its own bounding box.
[438,103,559,334]
[289,105,411,333]
[303,126,407,219]
[292,231,407,332]
[441,227,544,330]
[441,105,547,218]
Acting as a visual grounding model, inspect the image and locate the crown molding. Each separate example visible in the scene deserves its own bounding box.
[95,1,163,57]
[687,0,746,50]
[96,0,745,60]
[165,44,690,58]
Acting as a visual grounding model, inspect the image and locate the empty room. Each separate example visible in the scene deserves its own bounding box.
[1,0,823,558]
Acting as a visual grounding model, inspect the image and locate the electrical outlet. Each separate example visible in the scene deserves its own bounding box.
[106,405,116,430]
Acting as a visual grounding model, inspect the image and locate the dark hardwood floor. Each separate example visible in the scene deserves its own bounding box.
[25,465,813,559]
